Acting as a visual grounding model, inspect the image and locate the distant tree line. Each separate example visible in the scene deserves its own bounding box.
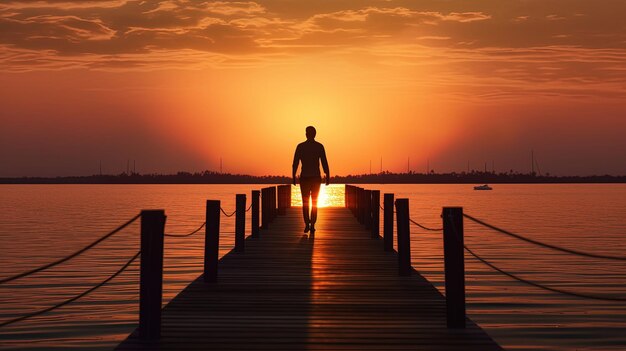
[1,170,625,184]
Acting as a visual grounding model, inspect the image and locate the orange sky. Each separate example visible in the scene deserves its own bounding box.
[1,0,625,177]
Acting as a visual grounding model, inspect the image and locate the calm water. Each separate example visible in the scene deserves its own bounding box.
[0,184,625,350]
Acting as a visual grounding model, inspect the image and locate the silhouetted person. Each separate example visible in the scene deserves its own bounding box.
[293,126,330,233]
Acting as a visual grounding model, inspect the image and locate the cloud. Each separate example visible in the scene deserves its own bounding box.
[0,0,625,100]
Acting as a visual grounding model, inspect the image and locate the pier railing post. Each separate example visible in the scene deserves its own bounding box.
[277,185,285,215]
[371,190,380,238]
[235,194,246,252]
[251,190,260,238]
[271,186,277,220]
[364,189,372,229]
[261,188,269,229]
[204,200,220,283]
[358,187,365,224]
[354,186,359,219]
[384,193,394,251]
[353,185,357,215]
[395,199,411,276]
[287,185,291,209]
[354,187,359,221]
[346,185,353,214]
[282,184,289,213]
[442,207,466,328]
[263,186,276,224]
[139,209,166,340]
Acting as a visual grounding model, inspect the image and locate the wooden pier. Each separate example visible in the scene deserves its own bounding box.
[116,189,502,351]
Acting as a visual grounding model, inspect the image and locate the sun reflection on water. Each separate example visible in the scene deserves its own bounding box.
[290,184,344,207]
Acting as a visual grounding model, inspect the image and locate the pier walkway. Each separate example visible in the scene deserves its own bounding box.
[116,207,502,351]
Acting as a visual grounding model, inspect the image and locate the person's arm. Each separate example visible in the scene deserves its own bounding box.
[292,145,300,185]
[321,145,330,185]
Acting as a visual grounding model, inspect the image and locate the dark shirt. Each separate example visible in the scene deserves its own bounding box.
[293,140,329,178]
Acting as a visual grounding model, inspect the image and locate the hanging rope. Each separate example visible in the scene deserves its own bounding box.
[446,213,626,302]
[0,250,141,328]
[379,204,395,213]
[409,218,442,231]
[464,244,626,302]
[220,208,236,217]
[164,222,206,237]
[0,214,140,285]
[246,204,253,212]
[463,213,626,261]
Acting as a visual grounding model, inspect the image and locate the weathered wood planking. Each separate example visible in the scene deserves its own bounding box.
[116,207,502,351]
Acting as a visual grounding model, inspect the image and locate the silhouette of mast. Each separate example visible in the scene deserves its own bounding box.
[531,149,535,176]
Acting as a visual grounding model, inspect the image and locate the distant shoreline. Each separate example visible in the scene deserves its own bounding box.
[1,171,625,184]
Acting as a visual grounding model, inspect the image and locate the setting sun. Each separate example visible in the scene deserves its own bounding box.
[290,184,344,207]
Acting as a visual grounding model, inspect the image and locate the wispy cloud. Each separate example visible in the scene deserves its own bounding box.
[0,0,625,100]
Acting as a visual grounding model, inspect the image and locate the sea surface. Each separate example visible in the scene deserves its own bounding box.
[0,184,624,350]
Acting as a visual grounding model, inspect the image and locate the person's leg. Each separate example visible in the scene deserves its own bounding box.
[309,178,322,229]
[300,178,312,226]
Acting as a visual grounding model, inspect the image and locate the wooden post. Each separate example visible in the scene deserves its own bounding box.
[204,200,220,283]
[277,186,284,215]
[442,207,466,328]
[352,185,357,215]
[384,193,394,251]
[357,188,364,224]
[350,185,357,217]
[261,188,269,229]
[251,190,260,238]
[268,187,272,223]
[273,186,277,218]
[235,194,246,252]
[346,185,352,213]
[270,186,277,220]
[364,189,372,229]
[354,186,359,220]
[345,185,349,208]
[371,190,380,238]
[356,187,360,221]
[279,185,289,214]
[395,199,411,276]
[286,185,292,208]
[139,209,166,340]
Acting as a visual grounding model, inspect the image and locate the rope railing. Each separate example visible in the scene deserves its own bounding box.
[409,218,442,231]
[463,213,626,261]
[379,204,396,213]
[0,250,141,328]
[0,213,141,285]
[164,222,206,238]
[246,203,253,212]
[463,243,626,302]
[445,214,626,302]
[220,207,236,217]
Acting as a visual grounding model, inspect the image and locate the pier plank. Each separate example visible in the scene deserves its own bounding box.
[116,207,502,351]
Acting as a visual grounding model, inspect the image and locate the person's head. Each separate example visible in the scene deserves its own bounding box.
[305,126,316,140]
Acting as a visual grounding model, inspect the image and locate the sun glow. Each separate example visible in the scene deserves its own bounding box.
[290,184,345,207]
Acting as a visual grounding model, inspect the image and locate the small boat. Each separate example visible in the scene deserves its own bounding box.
[474,184,492,190]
